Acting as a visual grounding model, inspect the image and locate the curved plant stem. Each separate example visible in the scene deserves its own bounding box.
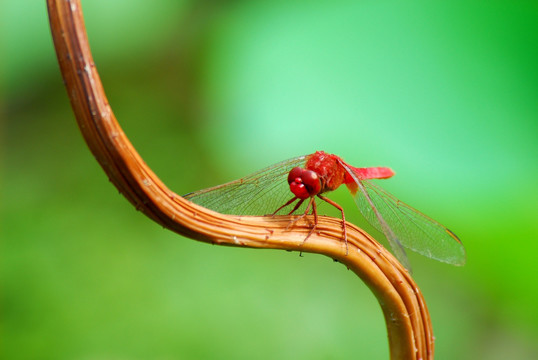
[46,1,434,358]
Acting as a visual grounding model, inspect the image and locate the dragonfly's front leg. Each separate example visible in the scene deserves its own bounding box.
[271,196,301,216]
[303,197,319,241]
[288,197,319,255]
[272,196,319,252]
[289,196,320,248]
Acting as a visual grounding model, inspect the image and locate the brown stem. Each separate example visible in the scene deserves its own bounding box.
[46,1,434,358]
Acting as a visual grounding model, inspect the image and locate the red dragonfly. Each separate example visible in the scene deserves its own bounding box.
[185,151,466,268]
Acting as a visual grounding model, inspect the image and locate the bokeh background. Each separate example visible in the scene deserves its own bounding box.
[3,0,537,359]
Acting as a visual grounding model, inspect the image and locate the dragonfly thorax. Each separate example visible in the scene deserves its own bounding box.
[288,167,321,199]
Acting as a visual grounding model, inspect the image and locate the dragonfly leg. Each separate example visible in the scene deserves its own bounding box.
[287,198,305,215]
[303,197,318,241]
[317,195,348,255]
[293,197,319,254]
[286,197,313,230]
[271,196,299,216]
[273,196,319,253]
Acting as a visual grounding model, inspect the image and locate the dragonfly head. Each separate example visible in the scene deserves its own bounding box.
[288,167,321,199]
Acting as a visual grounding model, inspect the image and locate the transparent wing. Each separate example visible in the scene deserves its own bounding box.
[341,162,466,267]
[184,156,308,216]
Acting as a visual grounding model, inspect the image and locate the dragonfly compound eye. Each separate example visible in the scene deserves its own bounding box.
[287,167,321,199]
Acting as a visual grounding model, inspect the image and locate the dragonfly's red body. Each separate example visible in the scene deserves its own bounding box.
[185,150,466,269]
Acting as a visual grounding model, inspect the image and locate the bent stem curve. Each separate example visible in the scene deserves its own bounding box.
[46,1,434,358]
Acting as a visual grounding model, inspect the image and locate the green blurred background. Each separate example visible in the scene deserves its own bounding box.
[3,0,537,359]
